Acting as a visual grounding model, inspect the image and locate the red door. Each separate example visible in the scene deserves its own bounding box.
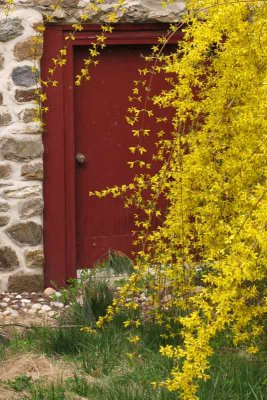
[74,44,168,268]
[42,25,180,286]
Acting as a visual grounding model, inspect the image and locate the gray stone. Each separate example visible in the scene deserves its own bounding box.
[0,202,9,212]
[18,197,43,219]
[8,273,43,293]
[6,222,42,246]
[0,113,12,126]
[0,164,12,179]
[21,162,43,180]
[25,248,44,269]
[3,185,41,199]
[0,215,10,226]
[0,246,19,271]
[0,53,4,70]
[1,137,43,161]
[0,18,24,42]
[12,66,39,87]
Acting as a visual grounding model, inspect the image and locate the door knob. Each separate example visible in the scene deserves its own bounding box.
[75,152,86,164]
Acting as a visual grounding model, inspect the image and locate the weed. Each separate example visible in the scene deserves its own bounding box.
[7,374,31,392]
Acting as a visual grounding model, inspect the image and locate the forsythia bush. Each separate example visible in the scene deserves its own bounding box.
[96,1,267,399]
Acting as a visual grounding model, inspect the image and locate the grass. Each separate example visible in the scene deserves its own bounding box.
[1,317,265,400]
[0,260,266,400]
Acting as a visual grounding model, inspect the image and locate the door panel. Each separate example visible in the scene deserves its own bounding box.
[74,44,171,268]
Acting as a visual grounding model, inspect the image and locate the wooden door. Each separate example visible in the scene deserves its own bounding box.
[42,25,181,286]
[74,44,167,268]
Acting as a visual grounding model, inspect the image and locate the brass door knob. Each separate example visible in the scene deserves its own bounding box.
[75,153,86,164]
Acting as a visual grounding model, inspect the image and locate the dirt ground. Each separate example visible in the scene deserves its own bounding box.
[0,352,76,400]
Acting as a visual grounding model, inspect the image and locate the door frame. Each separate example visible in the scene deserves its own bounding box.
[42,24,182,287]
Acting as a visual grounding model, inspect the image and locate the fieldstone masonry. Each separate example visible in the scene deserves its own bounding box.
[0,0,184,292]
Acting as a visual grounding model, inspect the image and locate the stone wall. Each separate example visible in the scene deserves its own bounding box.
[0,0,184,292]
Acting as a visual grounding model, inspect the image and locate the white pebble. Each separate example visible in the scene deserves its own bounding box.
[50,301,64,308]
[21,299,31,304]
[28,308,37,314]
[10,310,19,318]
[31,303,42,310]
[0,302,8,307]
[41,305,51,311]
[44,287,57,297]
[15,295,22,299]
[3,297,10,302]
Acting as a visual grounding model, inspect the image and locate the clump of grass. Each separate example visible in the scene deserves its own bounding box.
[27,382,66,400]
[198,350,267,400]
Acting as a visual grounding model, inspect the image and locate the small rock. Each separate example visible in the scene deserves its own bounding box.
[51,301,64,308]
[15,295,22,299]
[31,303,42,310]
[28,308,37,314]
[3,297,10,302]
[10,310,19,318]
[0,302,8,307]
[41,304,51,311]
[21,298,31,304]
[44,287,56,297]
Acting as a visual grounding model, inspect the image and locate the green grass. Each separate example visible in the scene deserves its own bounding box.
[0,266,266,400]
[2,316,265,400]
